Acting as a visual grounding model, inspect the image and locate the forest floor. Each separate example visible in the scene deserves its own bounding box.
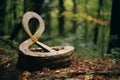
[0,48,120,80]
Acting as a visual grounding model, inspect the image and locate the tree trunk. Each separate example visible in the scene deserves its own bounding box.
[0,0,6,36]
[45,12,51,35]
[84,0,88,42]
[107,0,120,53]
[93,0,103,44]
[43,1,53,35]
[4,0,16,35]
[58,0,65,36]
[9,0,24,41]
[24,0,44,14]
[71,0,77,33]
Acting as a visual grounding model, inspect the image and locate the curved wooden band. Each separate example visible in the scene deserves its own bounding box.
[21,11,54,52]
[22,11,45,42]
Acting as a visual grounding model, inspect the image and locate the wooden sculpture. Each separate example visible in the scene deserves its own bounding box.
[17,11,74,71]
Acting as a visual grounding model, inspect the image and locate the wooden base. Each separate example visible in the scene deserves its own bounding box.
[17,46,74,71]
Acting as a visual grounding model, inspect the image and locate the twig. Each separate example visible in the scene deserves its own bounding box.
[0,36,19,51]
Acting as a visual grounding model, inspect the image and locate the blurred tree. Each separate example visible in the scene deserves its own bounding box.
[71,0,77,33]
[107,0,120,53]
[24,0,44,14]
[58,0,65,36]
[43,0,54,35]
[9,0,24,41]
[10,1,21,40]
[4,0,18,35]
[0,0,6,36]
[93,0,103,44]
[84,0,88,42]
[45,10,51,35]
[10,20,22,41]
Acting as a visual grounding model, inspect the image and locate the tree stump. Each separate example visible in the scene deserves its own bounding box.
[17,12,74,71]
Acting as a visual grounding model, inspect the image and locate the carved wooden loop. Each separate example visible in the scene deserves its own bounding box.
[21,11,54,52]
[22,11,45,40]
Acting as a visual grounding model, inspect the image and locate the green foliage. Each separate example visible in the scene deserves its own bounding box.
[64,0,73,11]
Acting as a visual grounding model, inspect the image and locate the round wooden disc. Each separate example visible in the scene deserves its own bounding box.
[17,46,74,71]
